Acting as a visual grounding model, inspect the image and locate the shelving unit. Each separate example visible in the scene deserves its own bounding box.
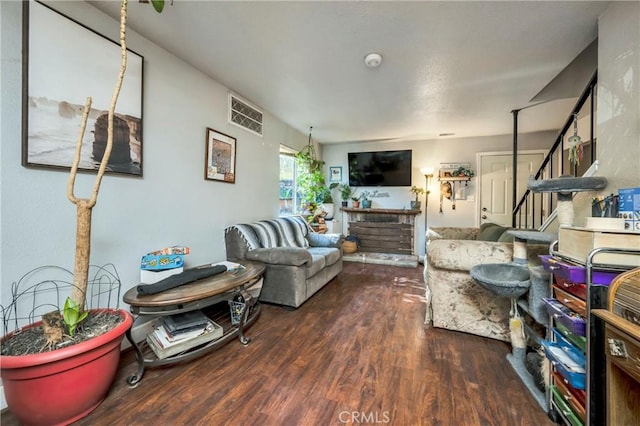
[545,246,640,426]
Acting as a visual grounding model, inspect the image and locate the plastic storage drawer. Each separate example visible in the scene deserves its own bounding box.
[542,330,586,390]
[544,298,586,336]
[540,255,619,285]
[555,323,586,353]
[553,286,587,317]
[550,385,585,426]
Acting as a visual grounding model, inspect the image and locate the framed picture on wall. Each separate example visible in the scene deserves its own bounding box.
[330,166,342,182]
[22,1,144,176]
[205,128,236,183]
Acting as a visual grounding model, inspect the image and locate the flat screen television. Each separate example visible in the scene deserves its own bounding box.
[348,150,412,187]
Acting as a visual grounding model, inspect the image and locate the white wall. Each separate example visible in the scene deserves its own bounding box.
[0,1,306,312]
[571,1,640,220]
[321,130,555,257]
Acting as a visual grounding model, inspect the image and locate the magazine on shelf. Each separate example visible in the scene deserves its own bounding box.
[162,310,210,334]
[146,318,223,360]
[212,261,245,272]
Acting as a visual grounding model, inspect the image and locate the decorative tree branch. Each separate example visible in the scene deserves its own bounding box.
[67,0,129,309]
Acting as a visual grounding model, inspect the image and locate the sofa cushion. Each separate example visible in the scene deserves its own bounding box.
[245,247,312,266]
[306,253,326,278]
[477,223,507,241]
[307,246,341,267]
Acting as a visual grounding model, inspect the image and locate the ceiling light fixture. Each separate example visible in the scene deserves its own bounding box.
[364,52,383,68]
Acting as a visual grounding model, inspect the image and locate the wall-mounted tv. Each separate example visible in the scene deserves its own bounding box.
[348,150,412,187]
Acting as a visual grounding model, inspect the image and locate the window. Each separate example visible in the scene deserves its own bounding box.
[279,146,301,216]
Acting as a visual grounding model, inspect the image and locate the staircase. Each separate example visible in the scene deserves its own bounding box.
[512,72,598,229]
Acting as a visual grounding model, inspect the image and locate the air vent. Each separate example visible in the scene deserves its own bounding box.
[228,94,263,136]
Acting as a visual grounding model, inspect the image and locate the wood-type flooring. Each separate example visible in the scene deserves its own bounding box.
[1,262,552,425]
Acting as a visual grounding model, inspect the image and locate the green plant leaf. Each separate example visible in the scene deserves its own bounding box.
[151,0,165,13]
[62,296,87,337]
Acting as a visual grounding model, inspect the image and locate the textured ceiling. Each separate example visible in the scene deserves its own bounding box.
[88,0,609,144]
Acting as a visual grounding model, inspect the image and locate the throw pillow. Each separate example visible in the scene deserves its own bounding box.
[497,229,515,242]
[477,223,506,241]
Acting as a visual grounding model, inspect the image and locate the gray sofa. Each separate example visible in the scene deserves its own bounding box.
[224,216,344,308]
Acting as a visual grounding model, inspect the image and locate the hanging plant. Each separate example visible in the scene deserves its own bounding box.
[295,128,328,216]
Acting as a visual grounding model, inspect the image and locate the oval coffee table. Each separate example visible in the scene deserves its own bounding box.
[123,260,265,385]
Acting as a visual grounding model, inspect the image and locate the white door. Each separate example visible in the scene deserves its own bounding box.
[479,153,545,227]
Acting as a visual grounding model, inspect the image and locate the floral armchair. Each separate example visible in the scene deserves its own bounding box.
[424,225,547,341]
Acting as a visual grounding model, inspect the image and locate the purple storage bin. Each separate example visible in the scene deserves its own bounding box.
[543,297,587,336]
[540,255,619,285]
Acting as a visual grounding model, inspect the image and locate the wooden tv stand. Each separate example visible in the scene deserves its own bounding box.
[122,260,265,385]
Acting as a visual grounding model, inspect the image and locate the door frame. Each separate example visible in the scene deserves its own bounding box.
[475,150,548,228]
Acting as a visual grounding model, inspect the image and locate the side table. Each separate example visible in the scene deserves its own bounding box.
[122,260,265,386]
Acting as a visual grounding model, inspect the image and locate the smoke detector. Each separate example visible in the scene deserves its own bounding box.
[364,52,383,68]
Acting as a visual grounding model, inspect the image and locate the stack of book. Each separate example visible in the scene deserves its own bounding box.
[146,310,222,360]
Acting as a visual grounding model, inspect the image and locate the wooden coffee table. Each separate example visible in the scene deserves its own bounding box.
[122,260,265,385]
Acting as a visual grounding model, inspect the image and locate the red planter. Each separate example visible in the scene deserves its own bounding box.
[1,309,133,426]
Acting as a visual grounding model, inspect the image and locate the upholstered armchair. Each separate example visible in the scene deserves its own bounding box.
[424,225,548,341]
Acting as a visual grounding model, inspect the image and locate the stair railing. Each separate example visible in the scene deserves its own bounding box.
[511,71,597,229]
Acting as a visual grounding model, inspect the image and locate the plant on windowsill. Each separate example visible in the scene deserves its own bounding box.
[0,1,164,423]
[410,186,425,210]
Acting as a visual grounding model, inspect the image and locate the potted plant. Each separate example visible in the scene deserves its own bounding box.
[0,1,152,423]
[410,186,425,210]
[318,183,338,220]
[339,184,353,207]
[295,142,326,220]
[360,191,372,209]
[452,166,475,178]
[351,194,361,208]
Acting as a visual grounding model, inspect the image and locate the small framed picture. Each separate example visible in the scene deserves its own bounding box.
[330,166,342,182]
[205,128,236,183]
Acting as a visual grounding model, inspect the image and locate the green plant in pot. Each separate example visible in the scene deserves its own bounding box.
[317,183,338,220]
[295,134,330,220]
[452,166,475,178]
[0,1,156,423]
[350,189,360,208]
[410,186,425,210]
[338,184,353,207]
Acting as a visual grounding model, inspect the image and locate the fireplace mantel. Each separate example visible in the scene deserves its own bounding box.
[341,208,421,257]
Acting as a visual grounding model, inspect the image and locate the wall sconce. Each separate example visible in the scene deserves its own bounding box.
[420,167,435,254]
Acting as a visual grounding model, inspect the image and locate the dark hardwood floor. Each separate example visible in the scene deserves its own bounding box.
[1,262,552,425]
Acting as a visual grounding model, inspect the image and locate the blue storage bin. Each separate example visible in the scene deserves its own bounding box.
[542,329,586,390]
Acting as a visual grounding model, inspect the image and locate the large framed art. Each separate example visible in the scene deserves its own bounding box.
[22,1,144,176]
[205,128,236,183]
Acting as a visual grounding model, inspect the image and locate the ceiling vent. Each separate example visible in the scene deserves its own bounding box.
[228,94,263,136]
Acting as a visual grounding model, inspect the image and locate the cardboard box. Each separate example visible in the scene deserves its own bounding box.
[558,226,640,267]
[619,187,640,231]
[140,254,184,271]
[146,246,190,256]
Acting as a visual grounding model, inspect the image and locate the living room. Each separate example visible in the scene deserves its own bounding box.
[1,0,639,424]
